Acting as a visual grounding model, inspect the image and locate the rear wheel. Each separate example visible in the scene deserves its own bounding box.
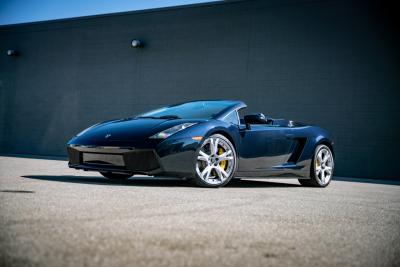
[192,134,237,188]
[299,144,334,187]
[100,172,133,180]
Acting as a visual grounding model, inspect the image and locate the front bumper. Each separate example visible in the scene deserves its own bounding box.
[67,137,200,178]
[68,146,162,174]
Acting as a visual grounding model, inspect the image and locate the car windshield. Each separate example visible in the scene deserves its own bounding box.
[137,101,235,119]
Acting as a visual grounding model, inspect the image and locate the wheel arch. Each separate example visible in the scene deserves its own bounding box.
[207,130,236,150]
[316,139,335,158]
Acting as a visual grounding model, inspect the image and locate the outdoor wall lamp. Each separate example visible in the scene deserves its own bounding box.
[131,39,143,48]
[6,49,19,56]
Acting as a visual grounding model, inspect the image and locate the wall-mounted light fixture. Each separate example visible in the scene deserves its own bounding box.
[6,49,19,57]
[131,39,143,48]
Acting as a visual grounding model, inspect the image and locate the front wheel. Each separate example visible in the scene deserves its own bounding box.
[299,144,334,187]
[192,134,237,188]
[100,172,133,180]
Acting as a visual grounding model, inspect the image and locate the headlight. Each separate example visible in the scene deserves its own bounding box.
[76,123,100,137]
[150,123,197,139]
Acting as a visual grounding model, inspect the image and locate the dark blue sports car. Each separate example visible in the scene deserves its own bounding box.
[67,100,334,187]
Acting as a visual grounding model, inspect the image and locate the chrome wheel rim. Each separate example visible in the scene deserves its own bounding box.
[315,147,334,185]
[196,136,235,185]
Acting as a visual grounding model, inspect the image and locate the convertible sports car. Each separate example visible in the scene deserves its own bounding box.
[67,100,334,187]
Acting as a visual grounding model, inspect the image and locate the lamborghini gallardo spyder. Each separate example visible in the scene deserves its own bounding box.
[67,100,334,187]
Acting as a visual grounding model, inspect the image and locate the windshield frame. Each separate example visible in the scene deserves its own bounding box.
[136,100,246,120]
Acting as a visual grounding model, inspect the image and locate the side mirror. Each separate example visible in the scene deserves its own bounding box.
[244,113,268,125]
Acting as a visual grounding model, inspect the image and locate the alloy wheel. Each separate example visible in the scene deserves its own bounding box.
[195,135,236,185]
[314,147,334,185]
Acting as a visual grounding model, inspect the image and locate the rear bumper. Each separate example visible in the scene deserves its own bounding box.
[67,137,200,177]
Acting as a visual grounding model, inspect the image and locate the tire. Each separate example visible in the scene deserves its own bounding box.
[100,172,133,180]
[191,134,237,188]
[299,144,334,187]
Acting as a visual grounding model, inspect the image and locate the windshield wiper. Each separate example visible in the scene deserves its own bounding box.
[136,116,159,119]
[136,115,181,120]
[158,115,181,119]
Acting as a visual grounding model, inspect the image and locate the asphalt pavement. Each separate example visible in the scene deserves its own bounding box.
[0,156,399,267]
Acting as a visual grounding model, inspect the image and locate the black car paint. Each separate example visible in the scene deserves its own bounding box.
[67,100,334,179]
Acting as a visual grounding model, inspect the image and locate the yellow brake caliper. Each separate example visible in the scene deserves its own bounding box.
[316,157,321,168]
[218,147,227,170]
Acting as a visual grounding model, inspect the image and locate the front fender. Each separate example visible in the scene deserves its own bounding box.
[156,137,201,178]
[154,120,238,178]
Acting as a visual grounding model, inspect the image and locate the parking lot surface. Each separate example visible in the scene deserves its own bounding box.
[0,156,399,267]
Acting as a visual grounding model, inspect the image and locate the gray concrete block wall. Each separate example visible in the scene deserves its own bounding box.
[0,0,399,179]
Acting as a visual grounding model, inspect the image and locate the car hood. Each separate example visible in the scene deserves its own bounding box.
[72,117,204,143]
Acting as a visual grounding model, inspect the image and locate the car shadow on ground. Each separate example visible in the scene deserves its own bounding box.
[21,175,301,188]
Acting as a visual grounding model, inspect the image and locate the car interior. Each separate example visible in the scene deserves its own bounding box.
[240,112,295,128]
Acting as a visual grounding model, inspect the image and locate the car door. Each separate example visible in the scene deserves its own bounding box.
[237,124,295,174]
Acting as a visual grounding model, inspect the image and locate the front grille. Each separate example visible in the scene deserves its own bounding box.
[67,146,160,173]
[124,150,159,171]
[83,153,124,166]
